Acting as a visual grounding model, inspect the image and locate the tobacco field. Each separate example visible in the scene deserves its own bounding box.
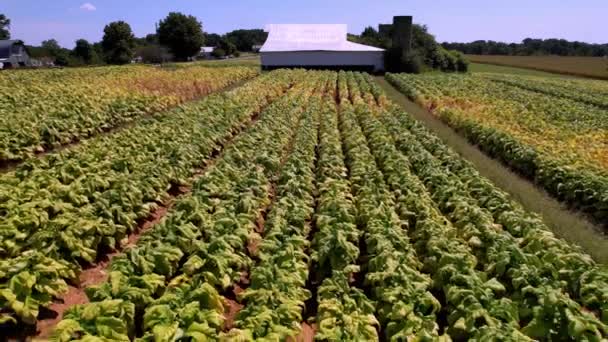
[0,69,607,341]
[0,65,258,163]
[387,72,608,222]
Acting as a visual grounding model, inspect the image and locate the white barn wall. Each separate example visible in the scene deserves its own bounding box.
[261,51,384,72]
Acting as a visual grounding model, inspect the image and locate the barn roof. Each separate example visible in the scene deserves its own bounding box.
[0,40,23,59]
[260,24,384,52]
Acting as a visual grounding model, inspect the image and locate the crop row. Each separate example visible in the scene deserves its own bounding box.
[379,100,608,328]
[0,70,299,326]
[0,65,258,162]
[312,76,378,340]
[10,69,607,340]
[481,73,608,109]
[225,76,326,340]
[386,72,608,222]
[357,72,608,338]
[50,73,327,340]
[343,71,532,340]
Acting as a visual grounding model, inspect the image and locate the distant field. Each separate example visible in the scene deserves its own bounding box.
[467,55,608,80]
[192,55,261,67]
[469,62,572,78]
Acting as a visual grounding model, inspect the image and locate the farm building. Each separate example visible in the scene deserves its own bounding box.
[260,24,385,72]
[0,40,31,69]
[198,46,216,59]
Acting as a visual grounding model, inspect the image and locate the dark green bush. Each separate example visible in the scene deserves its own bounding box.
[443,50,458,71]
[453,51,470,72]
[211,48,226,58]
[401,51,425,73]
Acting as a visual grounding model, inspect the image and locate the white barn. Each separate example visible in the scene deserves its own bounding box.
[260,24,384,72]
[198,46,215,59]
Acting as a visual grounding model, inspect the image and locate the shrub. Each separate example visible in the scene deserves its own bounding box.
[401,51,425,73]
[453,51,470,72]
[426,46,447,70]
[138,45,173,64]
[212,48,226,59]
[443,50,458,72]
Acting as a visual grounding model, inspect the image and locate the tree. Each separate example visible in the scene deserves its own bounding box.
[225,29,267,51]
[137,45,172,64]
[41,39,62,55]
[73,39,95,64]
[211,48,226,59]
[36,39,74,65]
[349,26,385,48]
[443,38,608,57]
[144,33,158,45]
[101,21,136,64]
[157,12,204,61]
[204,33,222,47]
[54,50,71,66]
[0,14,10,40]
[218,38,236,56]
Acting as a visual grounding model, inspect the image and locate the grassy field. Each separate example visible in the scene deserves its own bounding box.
[191,55,261,67]
[467,54,608,80]
[469,62,573,77]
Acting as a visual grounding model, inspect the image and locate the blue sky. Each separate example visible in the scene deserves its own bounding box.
[2,0,606,48]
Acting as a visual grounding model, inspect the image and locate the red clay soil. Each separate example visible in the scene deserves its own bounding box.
[34,151,232,338]
[222,298,245,331]
[289,322,317,342]
[126,205,170,247]
[28,84,292,339]
[233,282,246,297]
[35,286,89,339]
[32,91,278,338]
[35,203,171,339]
[219,274,249,334]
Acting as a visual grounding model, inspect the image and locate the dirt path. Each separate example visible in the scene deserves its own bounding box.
[374,76,608,263]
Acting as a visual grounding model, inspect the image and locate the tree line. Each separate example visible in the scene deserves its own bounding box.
[442,38,608,57]
[348,25,468,73]
[0,12,268,67]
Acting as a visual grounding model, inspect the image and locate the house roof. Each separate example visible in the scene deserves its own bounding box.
[200,46,215,53]
[260,24,384,52]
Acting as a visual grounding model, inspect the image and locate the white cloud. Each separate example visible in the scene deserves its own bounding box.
[79,3,97,11]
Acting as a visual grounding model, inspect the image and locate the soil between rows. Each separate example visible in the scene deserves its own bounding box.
[31,82,290,340]
[221,93,312,335]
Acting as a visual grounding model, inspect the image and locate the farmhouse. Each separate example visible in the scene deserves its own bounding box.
[260,24,385,72]
[0,40,31,69]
